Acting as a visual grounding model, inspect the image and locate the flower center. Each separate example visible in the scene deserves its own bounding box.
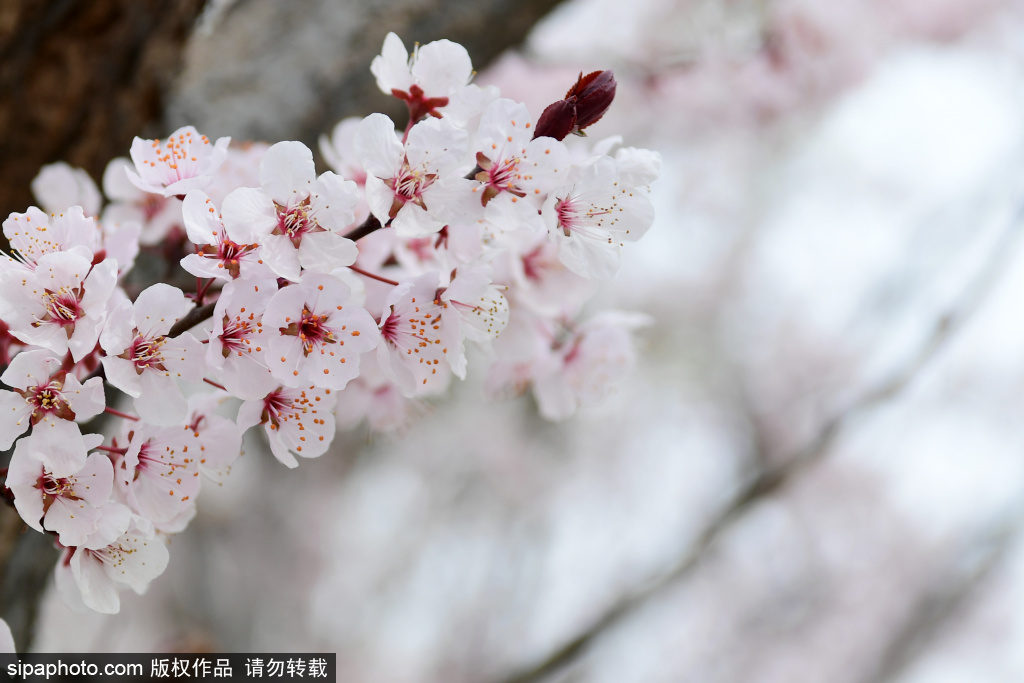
[280,306,335,356]
[555,196,580,237]
[393,84,450,122]
[219,316,253,357]
[35,287,84,332]
[200,238,258,278]
[474,152,527,206]
[380,311,400,344]
[380,305,439,351]
[492,158,524,191]
[40,473,74,498]
[37,472,78,513]
[124,333,167,374]
[20,376,75,424]
[386,163,437,217]
[555,192,614,239]
[274,199,321,246]
[298,308,333,354]
[262,389,300,429]
[34,387,61,412]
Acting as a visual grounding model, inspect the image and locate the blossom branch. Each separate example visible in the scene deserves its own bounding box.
[0,26,656,644]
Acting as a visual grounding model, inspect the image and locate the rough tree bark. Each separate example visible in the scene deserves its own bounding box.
[0,0,206,220]
[0,0,206,651]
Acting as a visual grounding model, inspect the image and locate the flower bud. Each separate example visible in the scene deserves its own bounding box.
[534,70,617,140]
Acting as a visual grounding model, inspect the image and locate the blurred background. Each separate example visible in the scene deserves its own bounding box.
[7,0,1024,681]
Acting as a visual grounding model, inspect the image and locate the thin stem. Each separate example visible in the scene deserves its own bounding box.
[203,378,227,391]
[348,264,400,286]
[94,445,127,456]
[104,406,139,421]
[194,277,214,305]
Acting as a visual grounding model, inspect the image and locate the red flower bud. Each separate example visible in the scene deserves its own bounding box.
[535,98,577,142]
[568,69,616,129]
[534,70,616,140]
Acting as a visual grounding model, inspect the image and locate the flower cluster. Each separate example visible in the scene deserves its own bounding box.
[0,33,658,613]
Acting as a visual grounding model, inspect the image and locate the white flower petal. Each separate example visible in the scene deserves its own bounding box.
[260,141,316,205]
[297,231,358,272]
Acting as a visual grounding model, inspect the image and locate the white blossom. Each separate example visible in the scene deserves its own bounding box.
[126,126,230,198]
[221,141,360,281]
[99,284,205,426]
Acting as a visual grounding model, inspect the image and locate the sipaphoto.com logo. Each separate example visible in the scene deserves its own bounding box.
[7,658,143,680]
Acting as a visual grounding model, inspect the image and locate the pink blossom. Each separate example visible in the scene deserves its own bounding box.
[473,98,570,211]
[437,262,510,378]
[0,251,118,361]
[178,394,243,484]
[99,284,205,426]
[102,158,183,246]
[355,113,478,237]
[499,230,596,318]
[0,349,104,476]
[1,206,101,272]
[207,278,279,400]
[376,273,451,396]
[237,384,338,468]
[543,157,655,280]
[56,518,169,614]
[114,422,202,524]
[126,126,230,198]
[370,33,496,125]
[180,190,269,281]
[221,141,360,281]
[530,312,651,421]
[262,274,379,390]
[6,439,114,546]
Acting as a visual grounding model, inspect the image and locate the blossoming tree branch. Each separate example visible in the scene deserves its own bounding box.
[0,34,659,615]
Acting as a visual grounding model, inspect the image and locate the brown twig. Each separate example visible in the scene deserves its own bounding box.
[345,215,384,242]
[167,301,217,338]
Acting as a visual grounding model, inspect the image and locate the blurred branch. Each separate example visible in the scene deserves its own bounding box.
[855,515,1021,683]
[496,201,1024,683]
